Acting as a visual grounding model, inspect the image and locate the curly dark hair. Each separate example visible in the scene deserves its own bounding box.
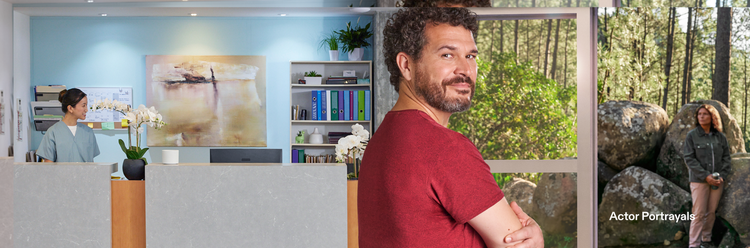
[383,7,478,92]
[397,0,492,7]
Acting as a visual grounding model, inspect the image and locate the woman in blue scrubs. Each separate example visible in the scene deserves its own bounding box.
[37,88,100,162]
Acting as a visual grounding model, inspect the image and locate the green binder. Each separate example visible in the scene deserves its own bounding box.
[298,149,305,163]
[358,90,365,120]
[331,90,339,120]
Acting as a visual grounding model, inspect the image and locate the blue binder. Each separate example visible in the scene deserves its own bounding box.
[321,90,327,121]
[292,149,298,163]
[344,91,350,120]
[311,91,318,121]
[353,91,359,120]
[339,91,344,120]
[365,90,371,121]
[316,90,322,120]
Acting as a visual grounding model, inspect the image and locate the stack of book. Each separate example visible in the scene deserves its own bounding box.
[328,132,352,144]
[291,149,336,163]
[326,76,358,84]
[310,90,371,121]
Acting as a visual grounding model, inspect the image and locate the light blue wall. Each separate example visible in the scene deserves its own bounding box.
[30,16,373,175]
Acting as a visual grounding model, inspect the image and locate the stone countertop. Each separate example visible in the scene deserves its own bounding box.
[15,162,118,173]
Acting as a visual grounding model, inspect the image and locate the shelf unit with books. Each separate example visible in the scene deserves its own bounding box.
[289,61,372,163]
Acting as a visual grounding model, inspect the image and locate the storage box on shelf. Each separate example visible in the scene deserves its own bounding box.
[290,61,372,163]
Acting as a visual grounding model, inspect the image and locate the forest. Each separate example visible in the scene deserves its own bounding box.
[598,7,750,147]
[492,0,597,7]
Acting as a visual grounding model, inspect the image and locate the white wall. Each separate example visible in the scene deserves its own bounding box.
[0,1,12,156]
[13,11,30,162]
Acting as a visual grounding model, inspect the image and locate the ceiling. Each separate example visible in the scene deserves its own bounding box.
[10,0,381,16]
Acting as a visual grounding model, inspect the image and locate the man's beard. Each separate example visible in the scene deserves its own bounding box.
[414,69,475,113]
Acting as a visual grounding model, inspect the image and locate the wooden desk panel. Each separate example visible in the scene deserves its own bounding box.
[348,180,358,248]
[112,180,146,248]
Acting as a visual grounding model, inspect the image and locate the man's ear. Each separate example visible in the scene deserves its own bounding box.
[396,52,414,82]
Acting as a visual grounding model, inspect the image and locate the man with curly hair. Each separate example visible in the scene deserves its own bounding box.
[398,0,492,7]
[358,7,543,248]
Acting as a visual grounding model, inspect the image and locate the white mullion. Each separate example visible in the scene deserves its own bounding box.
[486,160,577,173]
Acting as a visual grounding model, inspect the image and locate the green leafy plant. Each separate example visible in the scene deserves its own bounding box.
[319,33,339,51]
[334,21,373,53]
[305,71,322,77]
[119,139,149,164]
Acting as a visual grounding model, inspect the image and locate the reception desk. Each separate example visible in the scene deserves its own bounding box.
[1,161,349,248]
[145,163,347,247]
[9,160,117,248]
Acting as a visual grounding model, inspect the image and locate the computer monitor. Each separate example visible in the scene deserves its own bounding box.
[209,149,283,163]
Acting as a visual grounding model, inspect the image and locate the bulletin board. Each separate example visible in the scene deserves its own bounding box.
[79,87,133,130]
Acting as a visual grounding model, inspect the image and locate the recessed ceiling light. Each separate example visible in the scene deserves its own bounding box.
[279,14,287,16]
[189,13,197,16]
[86,0,93,2]
[100,13,107,16]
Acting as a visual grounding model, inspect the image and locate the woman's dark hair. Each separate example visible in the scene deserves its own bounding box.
[59,88,87,113]
[398,0,492,7]
[694,104,723,132]
[383,7,478,92]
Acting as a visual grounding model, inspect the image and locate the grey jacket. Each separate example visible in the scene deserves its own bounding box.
[683,127,731,183]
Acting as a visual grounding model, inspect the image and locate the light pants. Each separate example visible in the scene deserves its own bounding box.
[689,182,723,247]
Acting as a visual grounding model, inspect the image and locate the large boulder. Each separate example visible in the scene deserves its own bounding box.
[656,100,746,191]
[530,173,576,236]
[718,156,750,246]
[501,178,536,213]
[598,166,692,247]
[598,101,669,171]
[598,161,619,204]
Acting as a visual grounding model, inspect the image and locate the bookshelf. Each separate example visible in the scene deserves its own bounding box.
[289,61,372,163]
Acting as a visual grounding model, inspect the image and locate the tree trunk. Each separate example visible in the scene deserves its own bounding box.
[537,20,544,71]
[551,19,561,81]
[500,20,504,55]
[662,7,676,110]
[687,8,699,103]
[526,20,530,63]
[563,19,571,88]
[543,19,552,77]
[744,52,748,134]
[514,20,519,62]
[712,7,732,107]
[681,8,693,106]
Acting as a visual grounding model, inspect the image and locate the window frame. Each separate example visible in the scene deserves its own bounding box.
[472,7,598,247]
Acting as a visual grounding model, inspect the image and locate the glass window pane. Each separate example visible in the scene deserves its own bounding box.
[449,19,578,160]
[493,172,578,247]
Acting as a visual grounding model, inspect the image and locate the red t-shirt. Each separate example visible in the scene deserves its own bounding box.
[358,110,505,248]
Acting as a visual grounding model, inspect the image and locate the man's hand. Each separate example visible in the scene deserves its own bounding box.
[503,201,544,248]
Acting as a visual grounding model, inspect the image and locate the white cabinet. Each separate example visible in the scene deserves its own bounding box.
[289,61,372,162]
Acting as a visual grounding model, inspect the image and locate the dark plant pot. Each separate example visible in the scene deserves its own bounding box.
[122,159,145,180]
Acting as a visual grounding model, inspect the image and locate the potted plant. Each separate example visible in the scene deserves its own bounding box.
[320,33,340,61]
[334,21,373,61]
[304,71,323,85]
[335,123,369,179]
[91,99,167,180]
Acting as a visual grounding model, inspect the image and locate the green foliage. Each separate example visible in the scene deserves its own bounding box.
[118,139,149,164]
[319,33,339,51]
[304,71,322,77]
[543,232,577,248]
[449,52,577,160]
[334,21,372,53]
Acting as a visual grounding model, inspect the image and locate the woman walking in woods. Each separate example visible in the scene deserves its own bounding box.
[683,104,731,248]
